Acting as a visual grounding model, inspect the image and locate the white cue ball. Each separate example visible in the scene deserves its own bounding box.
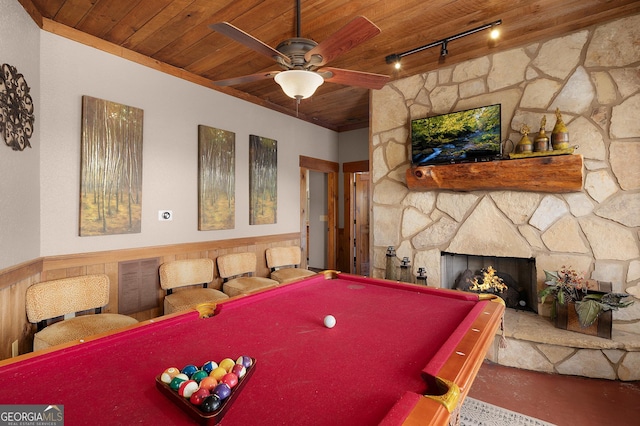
[323,315,336,329]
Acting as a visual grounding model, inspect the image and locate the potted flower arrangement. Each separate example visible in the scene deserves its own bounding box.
[538,266,633,338]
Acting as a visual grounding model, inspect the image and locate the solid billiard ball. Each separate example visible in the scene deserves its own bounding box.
[189,388,210,406]
[212,383,231,400]
[198,376,218,392]
[324,315,336,328]
[236,356,252,369]
[160,367,180,384]
[191,370,209,384]
[200,394,222,413]
[219,358,236,372]
[210,367,227,381]
[201,361,218,374]
[178,380,199,398]
[221,372,238,389]
[181,364,198,378]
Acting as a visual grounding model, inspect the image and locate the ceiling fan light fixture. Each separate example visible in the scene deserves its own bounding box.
[274,70,324,100]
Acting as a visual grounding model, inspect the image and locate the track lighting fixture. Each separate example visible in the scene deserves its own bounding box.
[385,20,502,69]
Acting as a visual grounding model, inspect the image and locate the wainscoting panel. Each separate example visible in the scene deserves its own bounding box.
[0,233,301,360]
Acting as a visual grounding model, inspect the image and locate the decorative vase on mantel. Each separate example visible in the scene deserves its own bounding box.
[551,108,569,150]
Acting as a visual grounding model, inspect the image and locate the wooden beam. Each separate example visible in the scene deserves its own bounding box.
[406,154,583,193]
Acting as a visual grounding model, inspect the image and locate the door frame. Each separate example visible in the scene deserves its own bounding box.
[299,156,338,270]
[343,160,369,274]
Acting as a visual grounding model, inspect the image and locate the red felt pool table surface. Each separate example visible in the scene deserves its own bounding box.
[0,272,504,425]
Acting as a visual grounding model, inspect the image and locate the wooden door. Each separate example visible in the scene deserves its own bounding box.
[353,172,370,275]
[299,156,338,270]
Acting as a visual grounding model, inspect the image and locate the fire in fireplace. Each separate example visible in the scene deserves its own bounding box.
[441,252,537,311]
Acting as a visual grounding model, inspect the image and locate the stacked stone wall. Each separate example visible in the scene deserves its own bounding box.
[371,14,640,326]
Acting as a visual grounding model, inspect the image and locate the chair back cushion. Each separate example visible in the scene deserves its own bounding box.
[26,274,111,323]
[159,258,215,290]
[217,252,256,279]
[266,247,302,269]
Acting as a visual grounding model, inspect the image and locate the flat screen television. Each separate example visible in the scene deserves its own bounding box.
[411,104,501,166]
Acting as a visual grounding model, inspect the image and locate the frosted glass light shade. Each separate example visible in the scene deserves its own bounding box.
[274,70,324,99]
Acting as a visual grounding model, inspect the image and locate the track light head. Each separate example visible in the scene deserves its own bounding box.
[440,40,448,57]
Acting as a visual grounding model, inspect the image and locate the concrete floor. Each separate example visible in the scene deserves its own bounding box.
[468,361,640,426]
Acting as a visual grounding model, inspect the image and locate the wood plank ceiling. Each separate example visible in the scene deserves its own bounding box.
[22,0,640,132]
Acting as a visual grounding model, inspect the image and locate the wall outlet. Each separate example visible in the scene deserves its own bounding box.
[158,210,173,221]
[11,339,18,357]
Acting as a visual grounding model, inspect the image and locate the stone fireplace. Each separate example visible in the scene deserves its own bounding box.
[367,14,640,380]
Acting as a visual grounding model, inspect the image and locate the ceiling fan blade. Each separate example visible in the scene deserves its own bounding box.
[212,71,280,87]
[210,22,291,65]
[319,67,389,90]
[304,16,381,67]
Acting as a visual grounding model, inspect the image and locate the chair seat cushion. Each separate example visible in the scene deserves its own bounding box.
[223,277,279,298]
[270,268,316,284]
[164,288,229,315]
[33,314,138,351]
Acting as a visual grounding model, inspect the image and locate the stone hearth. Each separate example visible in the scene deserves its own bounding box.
[489,310,640,381]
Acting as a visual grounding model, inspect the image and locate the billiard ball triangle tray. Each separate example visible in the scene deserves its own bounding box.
[155,358,256,425]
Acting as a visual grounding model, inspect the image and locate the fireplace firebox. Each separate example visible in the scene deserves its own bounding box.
[440,252,537,312]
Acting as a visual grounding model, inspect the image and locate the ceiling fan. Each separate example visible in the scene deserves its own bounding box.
[209,0,390,102]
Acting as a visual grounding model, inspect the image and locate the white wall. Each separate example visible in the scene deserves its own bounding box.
[38,31,338,256]
[0,0,40,269]
[337,128,369,228]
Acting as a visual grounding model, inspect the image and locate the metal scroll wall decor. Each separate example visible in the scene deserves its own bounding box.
[0,63,35,151]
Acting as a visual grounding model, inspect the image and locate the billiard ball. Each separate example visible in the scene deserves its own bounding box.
[178,380,199,398]
[236,355,252,369]
[212,383,231,400]
[191,370,209,384]
[324,315,336,328]
[200,394,222,413]
[231,363,246,379]
[201,360,218,374]
[181,364,198,378]
[221,372,238,389]
[189,388,210,406]
[210,367,227,381]
[219,358,236,372]
[160,367,180,384]
[169,374,189,391]
[198,376,218,392]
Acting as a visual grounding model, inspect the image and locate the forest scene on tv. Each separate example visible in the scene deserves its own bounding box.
[411,104,501,166]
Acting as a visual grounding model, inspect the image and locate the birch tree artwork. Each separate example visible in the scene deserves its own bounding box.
[80,96,143,236]
[249,135,277,225]
[198,125,235,230]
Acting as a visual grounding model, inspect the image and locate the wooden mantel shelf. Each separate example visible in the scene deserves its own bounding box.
[406,154,583,193]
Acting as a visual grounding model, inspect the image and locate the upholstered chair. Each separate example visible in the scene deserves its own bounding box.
[159,258,229,315]
[266,246,316,284]
[26,274,138,351]
[217,252,279,297]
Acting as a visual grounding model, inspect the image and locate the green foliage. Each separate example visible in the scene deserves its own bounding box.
[539,268,634,328]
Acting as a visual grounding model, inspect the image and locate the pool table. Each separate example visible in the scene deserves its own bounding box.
[0,271,504,425]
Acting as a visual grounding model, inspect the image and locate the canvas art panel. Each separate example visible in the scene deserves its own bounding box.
[198,125,235,230]
[249,135,277,225]
[80,96,143,236]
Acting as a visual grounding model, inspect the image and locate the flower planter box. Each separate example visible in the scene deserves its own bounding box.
[554,301,612,339]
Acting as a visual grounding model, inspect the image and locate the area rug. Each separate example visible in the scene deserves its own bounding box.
[460,397,557,426]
